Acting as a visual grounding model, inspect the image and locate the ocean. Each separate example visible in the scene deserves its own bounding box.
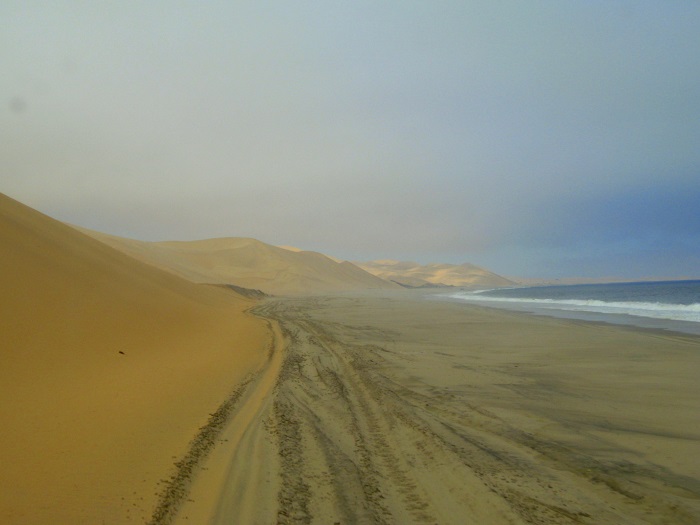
[446,280,700,335]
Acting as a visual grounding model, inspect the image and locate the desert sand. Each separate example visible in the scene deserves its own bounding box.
[0,194,269,523]
[77,228,399,295]
[173,292,700,524]
[4,192,700,524]
[356,259,514,288]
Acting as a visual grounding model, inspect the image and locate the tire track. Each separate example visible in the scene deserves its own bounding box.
[169,314,284,525]
[261,301,445,524]
[175,296,699,524]
[256,297,700,524]
[148,374,257,525]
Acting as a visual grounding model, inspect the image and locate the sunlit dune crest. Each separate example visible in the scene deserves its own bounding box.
[276,244,303,252]
[77,228,399,294]
[356,259,515,288]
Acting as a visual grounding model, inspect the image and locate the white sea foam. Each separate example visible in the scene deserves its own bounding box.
[449,293,700,323]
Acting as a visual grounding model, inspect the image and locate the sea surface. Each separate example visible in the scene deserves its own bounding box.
[446,280,700,335]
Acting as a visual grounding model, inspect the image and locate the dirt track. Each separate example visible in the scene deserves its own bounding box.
[253,299,524,524]
[171,295,700,524]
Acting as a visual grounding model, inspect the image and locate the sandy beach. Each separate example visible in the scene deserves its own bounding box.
[4,194,700,524]
[4,3,699,522]
[171,292,700,524]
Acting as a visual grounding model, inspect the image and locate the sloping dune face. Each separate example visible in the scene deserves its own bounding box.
[357,259,515,288]
[0,194,268,524]
[79,230,399,294]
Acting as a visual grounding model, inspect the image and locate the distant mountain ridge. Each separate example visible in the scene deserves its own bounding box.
[76,227,513,293]
[355,259,515,289]
[76,229,399,295]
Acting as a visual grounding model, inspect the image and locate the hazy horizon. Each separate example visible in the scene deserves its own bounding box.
[3,2,699,279]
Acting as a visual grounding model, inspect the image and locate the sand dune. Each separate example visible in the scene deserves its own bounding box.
[357,259,515,288]
[0,193,269,524]
[8,191,697,524]
[277,244,344,263]
[78,229,399,295]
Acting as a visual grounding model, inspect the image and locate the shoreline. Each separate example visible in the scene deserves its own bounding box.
[429,288,700,336]
[173,291,700,524]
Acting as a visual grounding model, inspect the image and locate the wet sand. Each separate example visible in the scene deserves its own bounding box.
[171,292,700,524]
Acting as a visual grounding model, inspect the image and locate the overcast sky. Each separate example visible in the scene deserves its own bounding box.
[3,1,699,278]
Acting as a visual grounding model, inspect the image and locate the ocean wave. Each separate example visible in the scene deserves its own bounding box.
[449,293,700,323]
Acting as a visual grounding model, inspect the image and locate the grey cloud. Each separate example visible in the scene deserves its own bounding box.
[2,1,699,277]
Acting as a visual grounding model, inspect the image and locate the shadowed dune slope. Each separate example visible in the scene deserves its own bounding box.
[0,193,268,524]
[356,259,515,288]
[78,229,399,295]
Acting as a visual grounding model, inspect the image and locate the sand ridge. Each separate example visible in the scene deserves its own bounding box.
[77,228,400,295]
[0,193,269,523]
[356,259,515,288]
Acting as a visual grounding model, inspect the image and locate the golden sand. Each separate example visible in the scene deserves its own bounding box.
[77,228,399,295]
[177,292,700,524]
[4,193,700,524]
[0,194,268,523]
[356,259,514,287]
